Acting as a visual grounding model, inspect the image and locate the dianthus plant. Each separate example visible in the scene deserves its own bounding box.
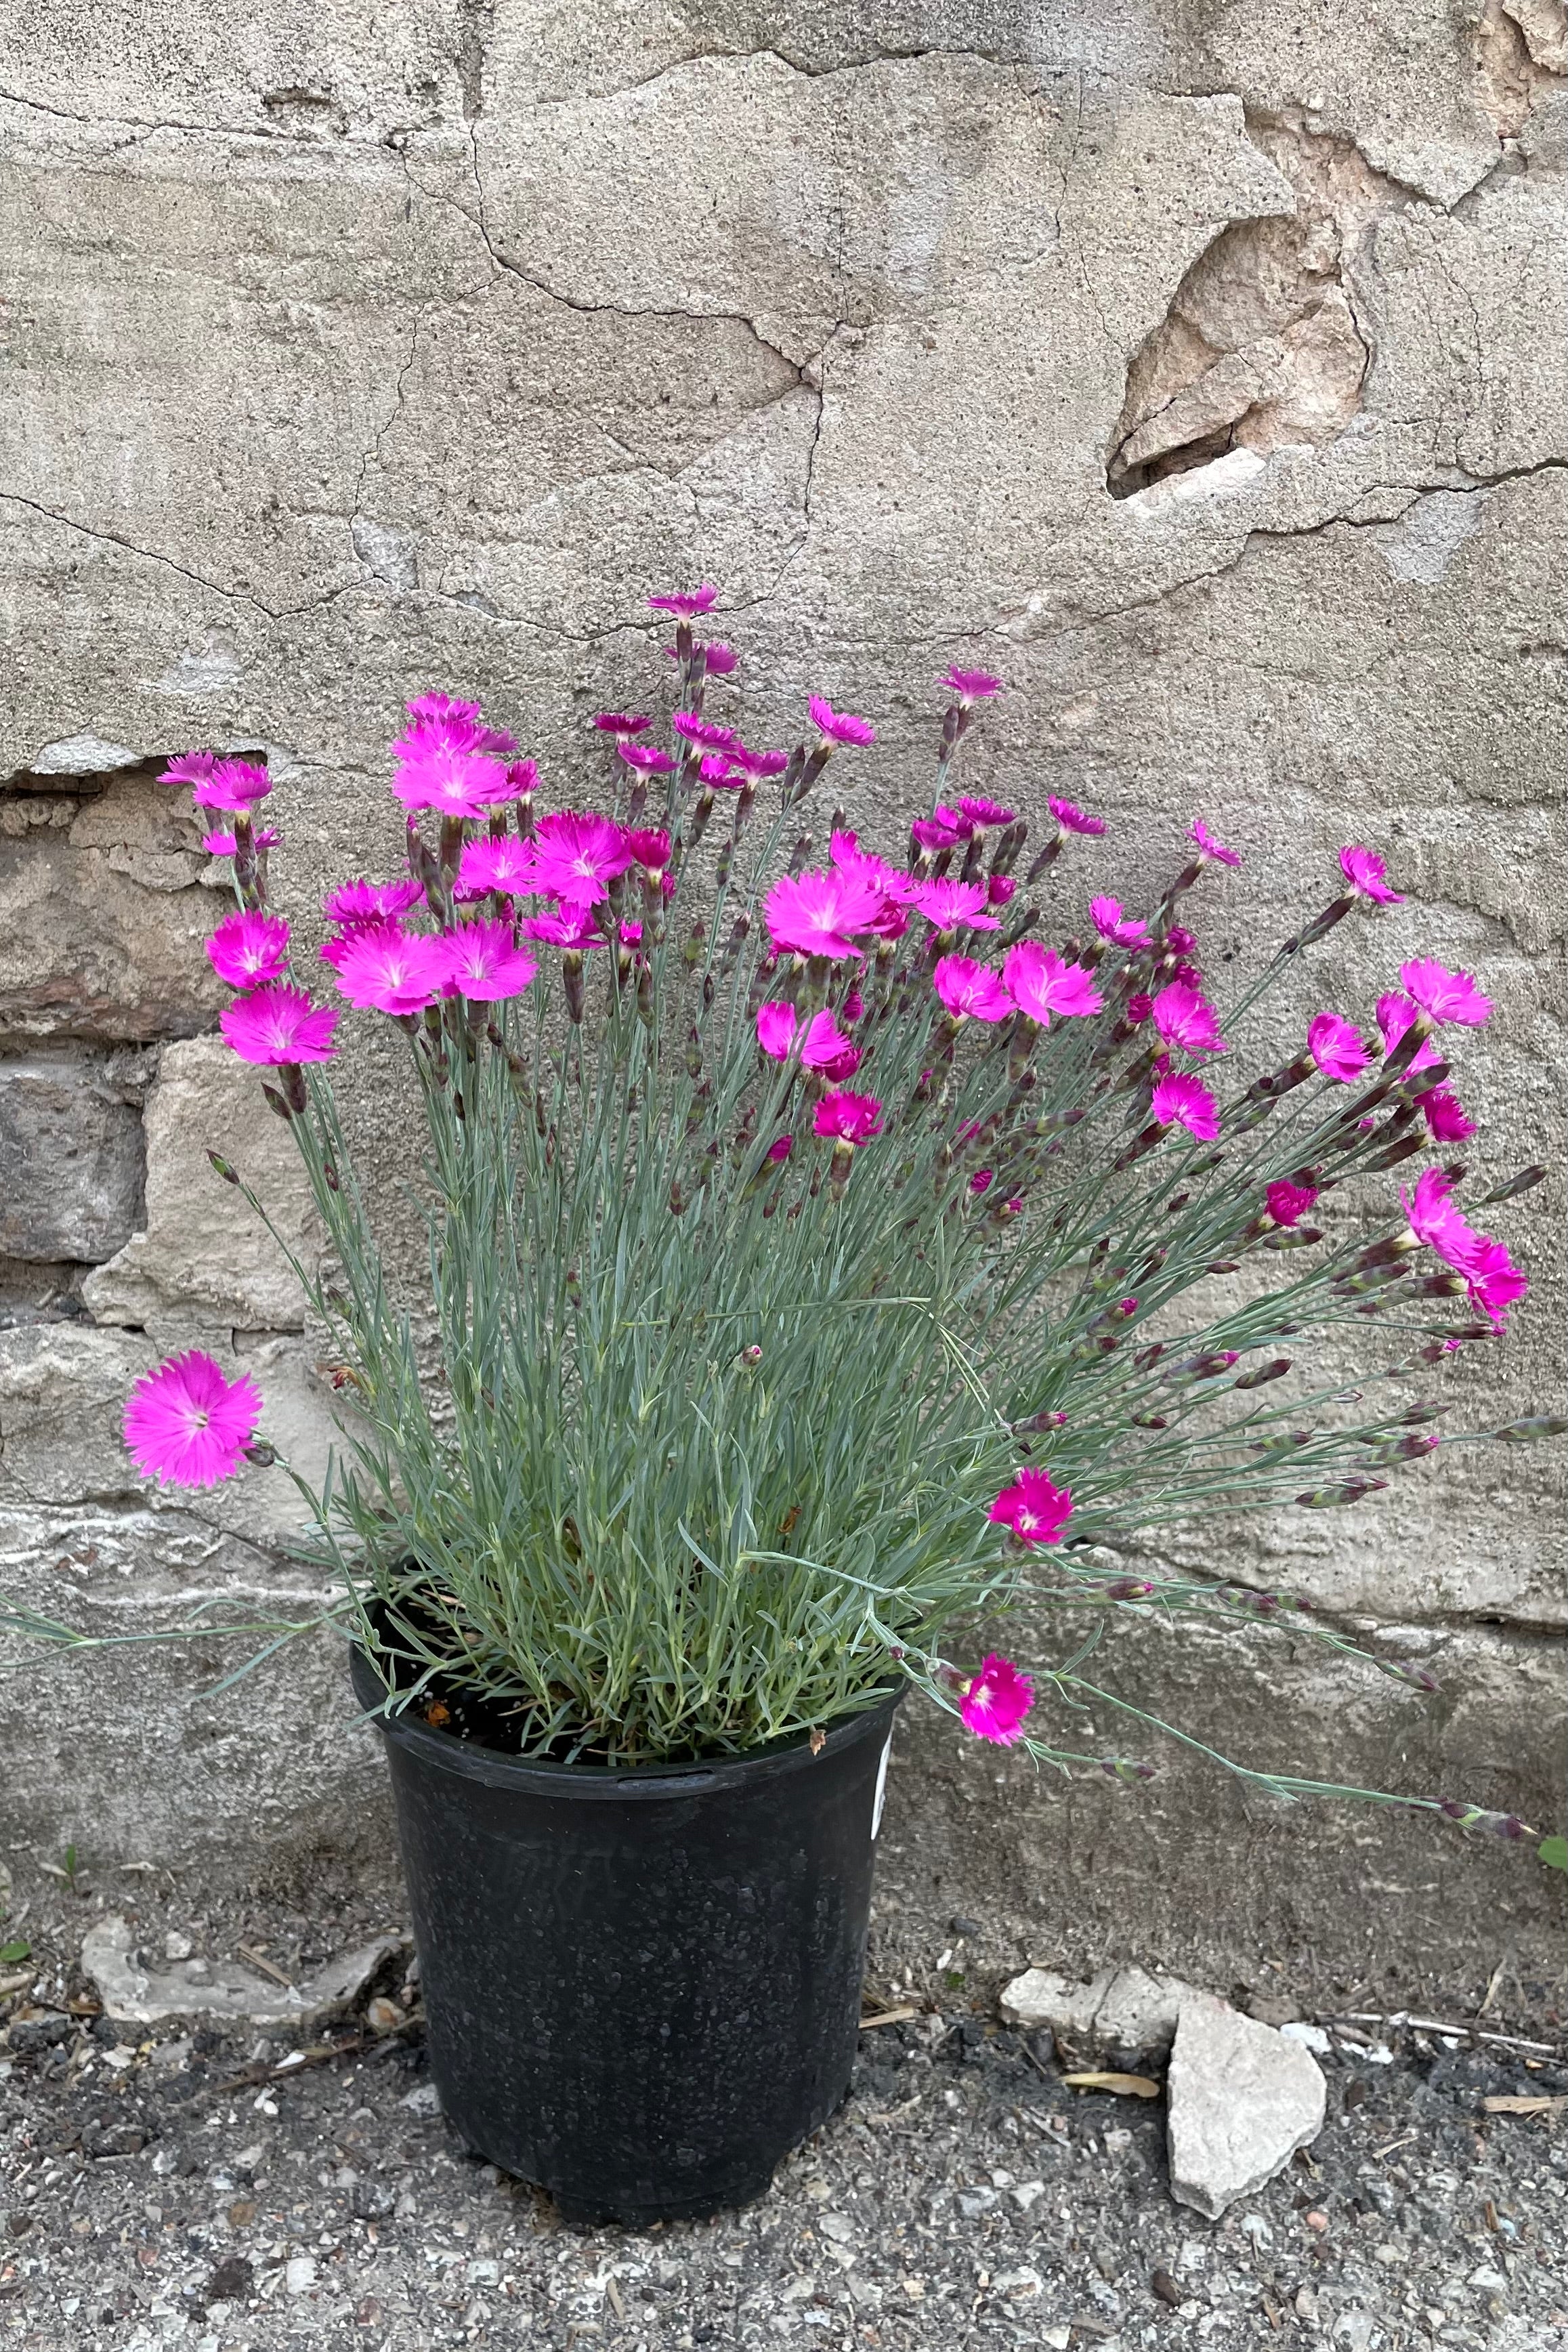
[19,590,1561,1852]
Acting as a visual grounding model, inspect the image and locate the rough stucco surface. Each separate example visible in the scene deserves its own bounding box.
[0,0,1563,1982]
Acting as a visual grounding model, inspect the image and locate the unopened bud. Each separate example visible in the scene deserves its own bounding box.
[1491,1414,1568,1444]
[1481,1163,1546,1205]
[1295,1477,1388,1507]
[242,1440,278,1468]
[1234,1358,1290,1389]
[1105,1578,1155,1600]
[1382,1660,1440,1692]
[1437,1800,1531,1841]
[207,1151,240,1185]
[1099,1756,1156,1784]
[739,1343,763,1367]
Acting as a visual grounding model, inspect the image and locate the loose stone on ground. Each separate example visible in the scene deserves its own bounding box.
[1166,1991,1328,2220]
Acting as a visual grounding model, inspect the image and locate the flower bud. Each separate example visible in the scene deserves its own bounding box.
[1233,1358,1290,1389]
[1294,1477,1388,1507]
[1491,1414,1568,1443]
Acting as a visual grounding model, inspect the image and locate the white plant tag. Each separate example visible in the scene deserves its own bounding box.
[870,1734,892,1839]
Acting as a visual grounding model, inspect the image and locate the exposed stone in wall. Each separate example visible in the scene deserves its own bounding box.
[83,1038,321,1343]
[1476,0,1568,135]
[0,1052,148,1262]
[0,765,226,1045]
[1108,119,1402,497]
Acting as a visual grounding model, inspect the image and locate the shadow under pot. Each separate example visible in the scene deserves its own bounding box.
[349,1643,901,2226]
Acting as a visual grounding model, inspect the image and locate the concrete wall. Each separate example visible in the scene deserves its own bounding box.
[1,0,1563,1980]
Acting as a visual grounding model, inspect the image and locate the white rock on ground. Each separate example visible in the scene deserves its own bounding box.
[998,1963,1188,2057]
[81,1914,400,2030]
[1166,1990,1327,2219]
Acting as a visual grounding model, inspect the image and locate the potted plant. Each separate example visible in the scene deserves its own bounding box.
[11,587,1558,2222]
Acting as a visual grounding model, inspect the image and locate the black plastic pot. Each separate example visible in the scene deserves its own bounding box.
[351,1645,900,2225]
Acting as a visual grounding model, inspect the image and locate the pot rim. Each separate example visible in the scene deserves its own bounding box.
[348,1640,904,1802]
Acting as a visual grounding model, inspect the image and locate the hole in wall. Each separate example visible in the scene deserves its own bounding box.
[1106,116,1405,500]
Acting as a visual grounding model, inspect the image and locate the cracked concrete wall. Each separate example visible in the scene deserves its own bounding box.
[0,0,1563,1981]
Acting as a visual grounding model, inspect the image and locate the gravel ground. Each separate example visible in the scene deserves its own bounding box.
[3,1891,1566,2352]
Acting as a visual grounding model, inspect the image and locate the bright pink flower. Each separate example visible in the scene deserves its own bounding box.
[830,832,918,901]
[1399,1168,1473,1268]
[700,753,742,786]
[723,741,790,780]
[958,1653,1035,1745]
[622,828,672,871]
[1399,958,1491,1028]
[648,583,719,618]
[932,955,1013,1023]
[593,712,651,739]
[1152,981,1226,1055]
[1151,1070,1219,1140]
[123,1350,263,1489]
[671,711,736,752]
[1376,992,1445,1074]
[402,690,492,738]
[618,742,677,777]
[1266,1180,1319,1226]
[1189,817,1240,867]
[190,757,272,814]
[813,1090,884,1146]
[1002,942,1103,1024]
[1166,924,1197,953]
[765,1134,793,1163]
[331,929,451,1015]
[911,879,1000,933]
[619,921,643,947]
[1340,845,1403,905]
[940,667,1004,704]
[958,795,1015,829]
[158,750,215,789]
[801,1014,862,1082]
[1307,1011,1371,1082]
[1126,991,1153,1024]
[910,809,970,852]
[207,910,291,990]
[987,874,1017,907]
[394,695,516,763]
[324,877,425,927]
[500,757,538,801]
[755,1002,860,1078]
[1456,1233,1528,1328]
[969,1169,994,1194]
[524,811,633,906]
[391,740,511,818]
[1420,1085,1476,1142]
[1048,796,1105,836]
[1090,896,1149,947]
[808,695,876,750]
[320,923,398,972]
[438,921,538,1002]
[989,1469,1072,1546]
[522,905,606,949]
[765,867,885,959]
[221,983,340,1064]
[203,826,280,855]
[1169,960,1204,990]
[455,835,541,900]
[699,641,738,675]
